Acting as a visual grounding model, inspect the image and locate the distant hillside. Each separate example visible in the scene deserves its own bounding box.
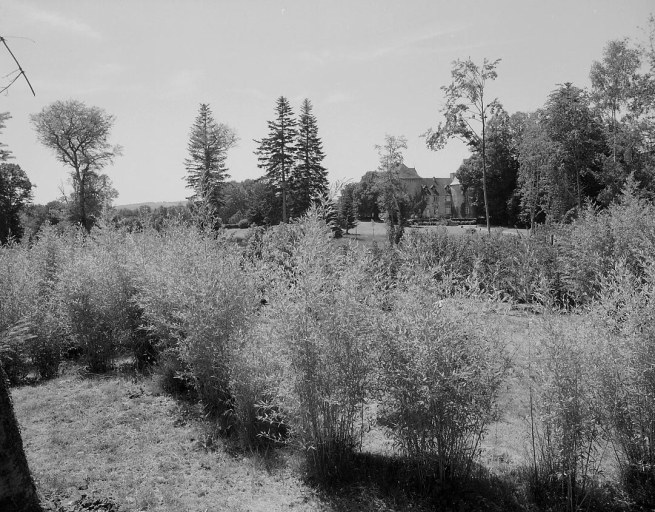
[113,201,187,211]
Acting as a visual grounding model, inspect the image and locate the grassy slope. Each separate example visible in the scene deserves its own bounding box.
[12,373,327,512]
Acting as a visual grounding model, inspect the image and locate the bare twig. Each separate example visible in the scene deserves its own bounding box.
[0,35,35,96]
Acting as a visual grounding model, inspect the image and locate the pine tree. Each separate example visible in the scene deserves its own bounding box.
[292,99,328,218]
[184,104,237,216]
[255,97,297,223]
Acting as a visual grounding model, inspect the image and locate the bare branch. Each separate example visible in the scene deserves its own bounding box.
[0,36,35,96]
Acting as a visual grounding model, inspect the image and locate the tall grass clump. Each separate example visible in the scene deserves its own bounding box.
[132,224,259,422]
[377,277,509,484]
[235,208,377,479]
[592,259,655,506]
[55,226,137,373]
[398,227,555,305]
[555,179,655,307]
[0,242,36,383]
[0,225,74,382]
[527,316,605,511]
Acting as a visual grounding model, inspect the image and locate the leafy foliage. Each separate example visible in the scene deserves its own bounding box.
[31,100,121,231]
[378,284,508,483]
[0,163,33,244]
[425,57,502,232]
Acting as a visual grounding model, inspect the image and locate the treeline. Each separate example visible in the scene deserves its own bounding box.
[335,26,655,232]
[0,95,331,243]
[445,32,655,228]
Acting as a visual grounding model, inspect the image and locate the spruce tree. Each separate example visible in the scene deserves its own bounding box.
[255,97,297,223]
[292,99,328,218]
[184,104,237,216]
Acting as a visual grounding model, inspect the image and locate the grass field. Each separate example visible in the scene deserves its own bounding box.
[14,371,329,512]
[227,221,529,246]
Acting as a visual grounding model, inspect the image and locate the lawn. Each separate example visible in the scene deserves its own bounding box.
[13,371,328,512]
[227,221,528,246]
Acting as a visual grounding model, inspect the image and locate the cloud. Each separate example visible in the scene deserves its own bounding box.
[12,2,102,40]
[349,23,472,62]
[323,92,355,105]
[231,87,269,102]
[156,69,204,100]
[295,22,472,66]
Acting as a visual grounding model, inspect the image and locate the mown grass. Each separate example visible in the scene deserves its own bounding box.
[12,370,329,512]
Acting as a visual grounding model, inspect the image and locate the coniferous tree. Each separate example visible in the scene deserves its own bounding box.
[292,99,328,217]
[184,104,237,216]
[255,97,297,223]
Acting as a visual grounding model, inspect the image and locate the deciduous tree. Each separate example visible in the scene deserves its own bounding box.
[455,110,521,226]
[31,100,121,231]
[516,113,563,229]
[0,112,12,161]
[0,163,33,243]
[375,134,408,245]
[590,39,641,164]
[543,83,605,212]
[424,57,502,233]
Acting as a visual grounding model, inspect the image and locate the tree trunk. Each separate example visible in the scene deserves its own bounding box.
[0,364,42,512]
[482,110,491,234]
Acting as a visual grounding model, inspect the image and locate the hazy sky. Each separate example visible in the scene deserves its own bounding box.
[0,0,653,205]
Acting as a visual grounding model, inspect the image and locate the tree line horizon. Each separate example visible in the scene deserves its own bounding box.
[3,19,655,243]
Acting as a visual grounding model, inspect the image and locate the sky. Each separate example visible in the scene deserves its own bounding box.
[0,0,653,205]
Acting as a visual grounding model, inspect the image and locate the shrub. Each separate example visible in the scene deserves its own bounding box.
[132,225,259,422]
[527,315,604,511]
[592,259,655,506]
[0,243,36,382]
[0,320,33,385]
[55,227,136,373]
[234,208,376,478]
[397,228,555,306]
[376,277,509,484]
[230,319,288,448]
[238,218,250,229]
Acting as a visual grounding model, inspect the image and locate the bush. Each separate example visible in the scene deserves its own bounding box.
[132,225,259,423]
[238,219,250,229]
[592,259,655,506]
[527,315,604,511]
[376,282,509,483]
[0,320,33,385]
[233,208,376,478]
[55,227,136,373]
[398,228,555,306]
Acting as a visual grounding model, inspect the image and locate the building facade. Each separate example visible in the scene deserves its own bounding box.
[396,164,476,219]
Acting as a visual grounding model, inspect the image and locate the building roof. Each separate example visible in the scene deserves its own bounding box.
[395,163,453,195]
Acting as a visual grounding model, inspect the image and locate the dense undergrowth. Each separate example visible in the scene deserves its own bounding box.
[3,184,655,510]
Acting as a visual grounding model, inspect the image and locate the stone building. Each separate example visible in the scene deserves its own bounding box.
[396,164,476,219]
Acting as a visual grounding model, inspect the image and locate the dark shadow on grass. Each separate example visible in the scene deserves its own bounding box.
[310,452,524,512]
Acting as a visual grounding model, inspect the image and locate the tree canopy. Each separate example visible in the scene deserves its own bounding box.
[31,100,121,231]
[184,103,237,218]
